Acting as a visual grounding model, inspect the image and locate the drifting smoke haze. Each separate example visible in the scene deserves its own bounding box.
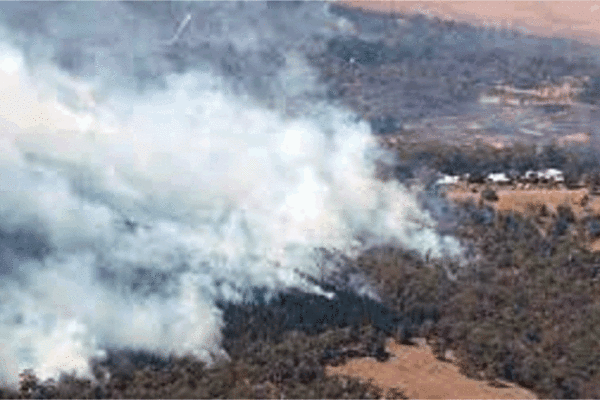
[0,1,460,388]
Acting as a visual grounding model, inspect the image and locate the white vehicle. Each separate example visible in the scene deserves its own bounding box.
[485,172,512,184]
[524,170,538,182]
[434,174,460,186]
[537,168,565,183]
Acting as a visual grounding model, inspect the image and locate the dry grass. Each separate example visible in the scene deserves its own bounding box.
[326,337,537,399]
[448,187,597,217]
[448,186,600,252]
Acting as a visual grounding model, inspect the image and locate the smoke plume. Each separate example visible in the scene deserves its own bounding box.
[0,2,460,388]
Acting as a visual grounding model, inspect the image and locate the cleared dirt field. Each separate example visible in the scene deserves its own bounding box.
[326,338,537,399]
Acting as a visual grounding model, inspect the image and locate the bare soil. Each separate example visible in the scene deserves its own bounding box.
[326,338,537,399]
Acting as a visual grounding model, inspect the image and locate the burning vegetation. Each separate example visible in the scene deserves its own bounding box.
[3,2,600,399]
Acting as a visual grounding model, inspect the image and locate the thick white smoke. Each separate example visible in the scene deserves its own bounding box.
[0,17,460,388]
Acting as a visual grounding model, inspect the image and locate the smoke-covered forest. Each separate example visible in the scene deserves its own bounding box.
[1,1,600,399]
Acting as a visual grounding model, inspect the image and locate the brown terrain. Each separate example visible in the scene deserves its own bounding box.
[325,2,600,398]
[337,1,600,45]
[448,187,596,217]
[326,338,537,399]
[318,1,600,153]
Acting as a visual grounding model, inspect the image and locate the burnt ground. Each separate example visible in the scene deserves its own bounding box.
[310,3,600,150]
